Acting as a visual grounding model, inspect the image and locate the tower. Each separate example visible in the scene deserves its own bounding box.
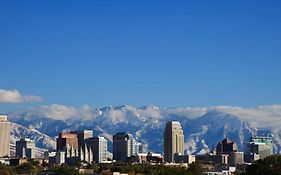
[113,132,135,162]
[56,132,79,151]
[85,136,108,163]
[16,138,36,159]
[0,115,10,157]
[71,130,93,148]
[164,121,184,162]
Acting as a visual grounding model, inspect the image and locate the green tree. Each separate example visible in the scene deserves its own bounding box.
[14,162,38,175]
[0,163,12,175]
[187,162,204,175]
[244,155,281,175]
[46,164,80,175]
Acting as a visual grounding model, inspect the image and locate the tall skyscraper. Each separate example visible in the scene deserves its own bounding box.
[85,136,108,163]
[246,136,273,162]
[164,121,184,162]
[113,132,136,162]
[0,115,10,157]
[56,132,79,151]
[71,130,93,148]
[16,138,36,159]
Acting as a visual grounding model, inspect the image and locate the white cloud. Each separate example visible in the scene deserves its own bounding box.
[18,103,281,129]
[35,104,94,121]
[0,89,42,103]
[162,105,281,128]
[213,105,281,129]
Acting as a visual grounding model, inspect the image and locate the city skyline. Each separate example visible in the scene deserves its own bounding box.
[1,1,281,112]
[0,1,280,174]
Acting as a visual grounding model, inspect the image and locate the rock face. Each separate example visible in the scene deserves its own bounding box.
[8,105,281,156]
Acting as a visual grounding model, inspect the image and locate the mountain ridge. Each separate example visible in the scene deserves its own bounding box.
[6,105,281,156]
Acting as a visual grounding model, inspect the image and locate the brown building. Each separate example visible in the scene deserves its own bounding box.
[216,138,244,165]
[56,133,78,151]
[216,138,238,153]
[71,130,93,148]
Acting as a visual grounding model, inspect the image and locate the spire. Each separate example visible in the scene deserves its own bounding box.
[88,147,93,163]
[80,147,84,161]
[71,145,75,157]
[22,147,26,158]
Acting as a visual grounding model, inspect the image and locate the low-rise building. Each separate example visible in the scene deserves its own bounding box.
[174,154,196,164]
[196,153,229,164]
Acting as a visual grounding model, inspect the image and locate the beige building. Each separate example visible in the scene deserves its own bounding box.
[0,115,10,157]
[56,132,79,151]
[164,121,184,162]
[71,130,93,148]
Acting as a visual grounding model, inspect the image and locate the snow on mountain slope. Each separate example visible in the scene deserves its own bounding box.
[10,122,56,157]
[7,105,281,155]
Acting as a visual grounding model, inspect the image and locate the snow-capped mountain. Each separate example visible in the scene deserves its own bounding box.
[10,122,56,157]
[7,105,281,156]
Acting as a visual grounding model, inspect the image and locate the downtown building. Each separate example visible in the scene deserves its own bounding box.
[70,130,93,148]
[113,132,136,162]
[0,115,10,157]
[84,136,108,163]
[55,132,93,164]
[216,138,244,165]
[245,136,273,163]
[56,132,79,152]
[16,138,36,159]
[164,121,184,162]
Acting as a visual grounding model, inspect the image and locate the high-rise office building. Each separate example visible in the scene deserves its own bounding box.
[16,138,36,159]
[164,121,184,162]
[71,130,93,148]
[113,132,136,162]
[0,115,10,157]
[216,138,244,165]
[216,138,238,153]
[56,132,79,151]
[85,136,108,163]
[246,136,273,162]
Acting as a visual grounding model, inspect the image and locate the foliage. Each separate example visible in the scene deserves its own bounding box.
[0,163,12,175]
[244,155,281,175]
[44,164,80,175]
[13,162,38,175]
[86,162,99,172]
[108,162,203,175]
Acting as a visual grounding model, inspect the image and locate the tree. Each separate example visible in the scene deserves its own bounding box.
[187,162,204,175]
[0,163,12,175]
[244,155,281,175]
[14,162,38,175]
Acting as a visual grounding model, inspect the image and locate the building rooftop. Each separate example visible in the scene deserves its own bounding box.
[0,115,8,122]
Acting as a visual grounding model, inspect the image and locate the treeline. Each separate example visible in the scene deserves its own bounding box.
[1,155,281,175]
[0,161,80,175]
[103,162,203,175]
[241,154,281,175]
[0,161,204,175]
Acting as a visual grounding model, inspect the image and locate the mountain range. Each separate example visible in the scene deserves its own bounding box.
[7,105,281,157]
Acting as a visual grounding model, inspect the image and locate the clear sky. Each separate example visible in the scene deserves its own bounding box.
[0,0,281,110]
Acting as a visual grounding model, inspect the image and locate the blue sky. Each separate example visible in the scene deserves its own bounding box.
[0,0,281,110]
